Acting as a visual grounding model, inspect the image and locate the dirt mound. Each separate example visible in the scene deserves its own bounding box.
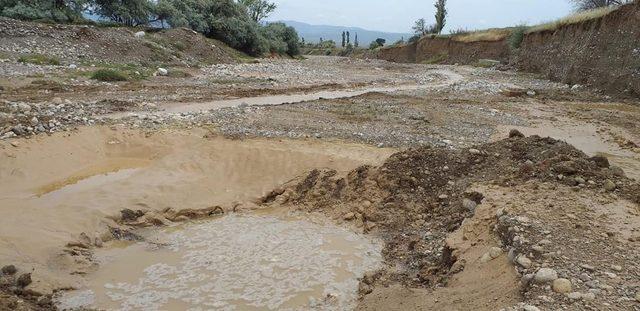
[0,17,238,65]
[260,132,639,307]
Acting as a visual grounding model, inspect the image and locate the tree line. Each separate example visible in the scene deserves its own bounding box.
[0,0,300,56]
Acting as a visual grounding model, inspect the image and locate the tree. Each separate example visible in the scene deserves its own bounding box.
[346,31,350,44]
[354,33,359,47]
[341,31,346,47]
[161,0,265,55]
[375,38,386,46]
[93,0,153,26]
[261,22,300,56]
[153,0,177,28]
[412,18,427,35]
[237,0,276,22]
[434,0,447,34]
[0,0,88,22]
[571,0,630,10]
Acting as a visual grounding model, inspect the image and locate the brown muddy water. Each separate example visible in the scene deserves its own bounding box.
[0,127,394,295]
[55,214,383,310]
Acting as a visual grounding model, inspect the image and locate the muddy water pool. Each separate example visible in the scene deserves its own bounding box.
[56,214,383,311]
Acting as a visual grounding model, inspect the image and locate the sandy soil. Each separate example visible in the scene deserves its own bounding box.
[1,55,639,310]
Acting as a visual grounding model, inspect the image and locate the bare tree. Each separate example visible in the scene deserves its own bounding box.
[571,0,631,11]
[412,18,427,35]
[434,0,447,34]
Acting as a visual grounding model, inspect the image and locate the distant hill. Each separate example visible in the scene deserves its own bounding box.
[279,20,413,45]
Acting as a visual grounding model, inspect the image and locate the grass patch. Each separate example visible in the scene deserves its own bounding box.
[90,69,128,82]
[452,28,512,42]
[167,69,192,78]
[527,6,620,33]
[18,54,60,66]
[422,53,448,64]
[508,25,529,50]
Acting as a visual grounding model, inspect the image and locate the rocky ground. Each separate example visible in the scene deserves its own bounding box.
[1,33,640,310]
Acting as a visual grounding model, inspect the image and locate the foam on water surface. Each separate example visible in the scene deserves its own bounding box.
[56,214,383,311]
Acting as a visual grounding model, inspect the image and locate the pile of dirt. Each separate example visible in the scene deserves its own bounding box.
[0,17,238,65]
[259,132,640,308]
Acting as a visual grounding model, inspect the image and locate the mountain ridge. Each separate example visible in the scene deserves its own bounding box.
[277,20,412,45]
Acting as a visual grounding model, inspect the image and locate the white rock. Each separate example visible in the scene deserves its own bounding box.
[68,64,77,69]
[534,268,558,283]
[469,148,481,155]
[30,116,39,126]
[134,31,146,38]
[157,68,169,76]
[523,306,540,311]
[516,255,532,269]
[526,90,536,96]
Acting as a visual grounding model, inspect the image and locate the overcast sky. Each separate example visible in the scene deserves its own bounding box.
[267,0,575,33]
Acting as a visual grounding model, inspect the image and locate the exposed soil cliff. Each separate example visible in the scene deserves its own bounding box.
[375,1,640,97]
[517,1,640,97]
[377,35,509,65]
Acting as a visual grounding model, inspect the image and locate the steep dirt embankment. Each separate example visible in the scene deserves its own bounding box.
[517,2,640,97]
[376,2,639,97]
[377,36,509,64]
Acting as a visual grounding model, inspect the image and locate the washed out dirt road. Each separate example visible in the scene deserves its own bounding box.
[1,56,639,310]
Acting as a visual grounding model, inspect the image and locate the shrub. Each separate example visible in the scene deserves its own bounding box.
[508,25,528,50]
[91,69,128,81]
[18,54,60,65]
[0,0,86,22]
[260,22,300,56]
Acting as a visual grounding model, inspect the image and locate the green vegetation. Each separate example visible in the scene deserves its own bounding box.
[238,0,276,22]
[90,69,128,81]
[0,0,86,23]
[18,54,60,65]
[261,22,300,56]
[0,0,299,57]
[433,0,447,34]
[167,69,192,78]
[369,38,386,50]
[507,25,528,50]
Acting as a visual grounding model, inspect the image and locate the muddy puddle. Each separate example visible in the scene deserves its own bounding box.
[0,127,393,293]
[55,214,383,311]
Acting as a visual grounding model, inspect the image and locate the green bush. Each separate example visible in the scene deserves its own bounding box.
[508,25,529,50]
[260,22,299,56]
[91,69,128,82]
[0,0,85,22]
[18,54,60,65]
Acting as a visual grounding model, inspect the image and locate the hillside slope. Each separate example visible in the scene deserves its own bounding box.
[0,17,241,66]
